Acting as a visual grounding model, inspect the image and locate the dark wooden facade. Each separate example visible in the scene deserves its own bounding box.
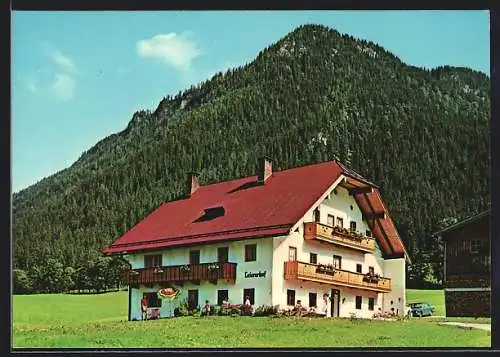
[124,262,237,286]
[284,261,391,293]
[303,222,376,253]
[438,211,490,317]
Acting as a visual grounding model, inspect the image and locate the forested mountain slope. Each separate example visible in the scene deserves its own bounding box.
[12,24,490,293]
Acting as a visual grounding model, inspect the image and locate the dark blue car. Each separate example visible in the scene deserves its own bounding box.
[408,302,435,317]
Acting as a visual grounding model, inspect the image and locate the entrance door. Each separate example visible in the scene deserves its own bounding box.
[331,289,340,317]
[188,289,199,310]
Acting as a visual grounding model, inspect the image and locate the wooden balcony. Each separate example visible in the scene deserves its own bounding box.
[124,262,237,285]
[284,261,391,293]
[304,222,376,253]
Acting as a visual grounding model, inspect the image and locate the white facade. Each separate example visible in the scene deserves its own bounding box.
[124,181,407,320]
[126,237,275,321]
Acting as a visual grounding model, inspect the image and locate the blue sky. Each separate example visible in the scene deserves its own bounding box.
[12,10,490,193]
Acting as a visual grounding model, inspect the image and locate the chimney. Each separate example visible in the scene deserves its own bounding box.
[258,156,273,184]
[186,172,200,197]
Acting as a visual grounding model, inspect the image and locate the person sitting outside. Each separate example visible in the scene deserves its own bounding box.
[220,299,229,314]
[141,295,149,321]
[373,307,384,318]
[294,300,304,317]
[202,300,211,316]
[243,296,253,315]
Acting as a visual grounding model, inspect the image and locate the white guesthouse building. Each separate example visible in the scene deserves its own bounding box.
[103,158,411,321]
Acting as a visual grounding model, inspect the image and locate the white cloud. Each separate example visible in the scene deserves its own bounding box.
[51,50,77,74]
[23,45,78,101]
[137,32,201,71]
[51,73,75,101]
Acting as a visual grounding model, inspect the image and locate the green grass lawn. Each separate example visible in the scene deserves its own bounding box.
[13,291,128,326]
[12,290,491,348]
[406,289,446,316]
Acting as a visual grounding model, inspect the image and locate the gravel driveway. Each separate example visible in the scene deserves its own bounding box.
[438,322,491,331]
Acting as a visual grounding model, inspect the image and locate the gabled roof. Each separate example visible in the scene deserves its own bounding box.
[433,210,491,238]
[102,160,409,262]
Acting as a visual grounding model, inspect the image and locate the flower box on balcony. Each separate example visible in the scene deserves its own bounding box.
[315,264,337,276]
[207,263,220,271]
[153,267,164,274]
[363,272,380,284]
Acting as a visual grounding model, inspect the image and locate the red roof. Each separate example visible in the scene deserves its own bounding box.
[354,189,409,262]
[103,160,408,261]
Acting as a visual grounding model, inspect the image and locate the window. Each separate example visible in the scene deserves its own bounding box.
[355,296,362,310]
[218,247,229,262]
[144,254,162,268]
[245,244,257,262]
[368,297,375,311]
[484,256,491,269]
[366,230,371,237]
[243,288,255,305]
[368,266,375,275]
[143,292,161,308]
[188,289,199,310]
[356,264,362,273]
[333,255,342,269]
[217,290,228,305]
[327,214,335,227]
[309,292,317,307]
[350,221,357,232]
[336,217,344,228]
[470,240,481,254]
[310,253,318,264]
[287,289,296,306]
[189,250,200,264]
[314,208,321,223]
[288,247,297,261]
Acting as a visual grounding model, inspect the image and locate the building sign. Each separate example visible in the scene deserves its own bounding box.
[245,270,267,278]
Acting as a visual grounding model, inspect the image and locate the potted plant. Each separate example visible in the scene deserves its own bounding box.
[363,271,380,284]
[207,263,220,271]
[153,266,164,274]
[316,263,336,275]
[180,265,191,273]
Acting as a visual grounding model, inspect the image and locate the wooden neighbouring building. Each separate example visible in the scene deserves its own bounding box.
[435,210,491,317]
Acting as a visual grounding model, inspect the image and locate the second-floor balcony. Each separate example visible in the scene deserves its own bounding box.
[304,222,376,253]
[284,261,391,293]
[124,261,237,285]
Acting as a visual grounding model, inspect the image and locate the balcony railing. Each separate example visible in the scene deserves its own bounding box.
[284,261,391,293]
[304,222,376,253]
[124,261,237,285]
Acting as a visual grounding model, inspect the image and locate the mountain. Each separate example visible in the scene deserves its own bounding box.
[12,24,490,293]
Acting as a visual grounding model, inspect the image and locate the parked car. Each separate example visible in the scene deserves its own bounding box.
[408,302,435,317]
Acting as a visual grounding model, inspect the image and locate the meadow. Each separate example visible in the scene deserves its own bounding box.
[12,290,491,349]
